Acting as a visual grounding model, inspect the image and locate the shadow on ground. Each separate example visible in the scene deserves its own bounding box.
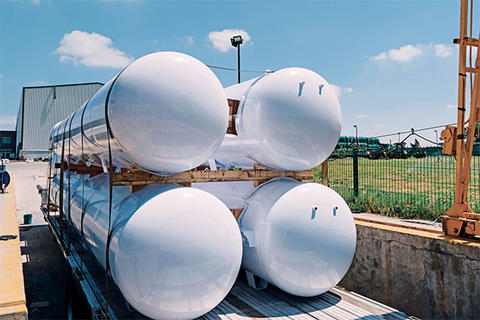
[20,225,67,319]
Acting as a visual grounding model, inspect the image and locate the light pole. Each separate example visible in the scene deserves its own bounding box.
[230,35,243,83]
[353,125,358,146]
[434,130,439,145]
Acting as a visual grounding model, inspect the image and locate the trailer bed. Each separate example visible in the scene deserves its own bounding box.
[42,205,412,320]
[203,279,411,320]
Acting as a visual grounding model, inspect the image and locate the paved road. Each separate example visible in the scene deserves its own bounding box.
[5,161,67,319]
[8,161,48,226]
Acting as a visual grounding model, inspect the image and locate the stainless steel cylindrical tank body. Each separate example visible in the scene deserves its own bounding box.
[212,67,341,171]
[195,178,356,297]
[52,174,242,319]
[51,51,228,174]
[239,178,356,296]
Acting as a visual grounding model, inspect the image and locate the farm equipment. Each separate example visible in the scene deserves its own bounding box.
[385,142,410,159]
[368,139,423,160]
[410,140,428,158]
[440,0,480,238]
[369,149,387,160]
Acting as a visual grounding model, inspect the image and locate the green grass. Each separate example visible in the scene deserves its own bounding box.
[314,155,480,220]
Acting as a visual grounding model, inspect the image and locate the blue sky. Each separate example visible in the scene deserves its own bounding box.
[0,0,478,145]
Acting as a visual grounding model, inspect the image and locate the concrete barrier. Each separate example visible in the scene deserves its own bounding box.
[340,219,480,319]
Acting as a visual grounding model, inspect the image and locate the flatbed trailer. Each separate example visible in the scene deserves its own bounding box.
[41,204,414,320]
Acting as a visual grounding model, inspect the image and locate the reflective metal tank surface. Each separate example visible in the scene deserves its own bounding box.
[51,51,228,174]
[213,67,341,171]
[51,174,243,320]
[239,178,356,296]
[47,53,352,313]
[194,178,356,297]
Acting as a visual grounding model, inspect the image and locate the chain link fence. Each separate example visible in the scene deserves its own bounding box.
[315,146,480,220]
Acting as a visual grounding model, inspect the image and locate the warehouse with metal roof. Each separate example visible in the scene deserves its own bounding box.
[15,82,103,159]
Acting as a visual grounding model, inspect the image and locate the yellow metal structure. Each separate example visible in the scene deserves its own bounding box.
[442,0,480,237]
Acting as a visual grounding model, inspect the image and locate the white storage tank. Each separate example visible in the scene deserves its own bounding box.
[51,51,228,174]
[238,178,356,297]
[213,67,341,171]
[53,174,243,320]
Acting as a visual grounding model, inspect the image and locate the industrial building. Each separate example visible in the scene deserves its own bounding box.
[15,82,103,159]
[0,130,16,159]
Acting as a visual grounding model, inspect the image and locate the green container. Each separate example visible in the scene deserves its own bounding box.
[23,213,32,225]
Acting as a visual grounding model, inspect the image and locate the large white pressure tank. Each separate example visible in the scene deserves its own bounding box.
[238,178,356,297]
[213,67,341,171]
[51,51,228,174]
[52,174,242,320]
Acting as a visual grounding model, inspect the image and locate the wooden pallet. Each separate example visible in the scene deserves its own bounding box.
[55,162,315,190]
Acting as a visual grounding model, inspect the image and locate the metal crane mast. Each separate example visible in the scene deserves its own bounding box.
[441,0,480,237]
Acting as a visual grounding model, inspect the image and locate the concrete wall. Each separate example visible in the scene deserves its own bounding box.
[340,220,480,320]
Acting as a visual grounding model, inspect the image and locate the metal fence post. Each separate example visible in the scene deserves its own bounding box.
[353,150,359,197]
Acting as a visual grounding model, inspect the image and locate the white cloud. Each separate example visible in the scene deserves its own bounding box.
[55,30,133,68]
[29,80,49,86]
[434,44,454,57]
[207,29,251,52]
[356,114,368,119]
[388,44,423,62]
[330,84,353,98]
[0,116,17,130]
[371,44,423,63]
[374,123,388,129]
[371,43,457,64]
[11,0,51,4]
[186,35,194,47]
[330,85,341,97]
[372,52,387,61]
[172,35,194,47]
[446,104,457,110]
